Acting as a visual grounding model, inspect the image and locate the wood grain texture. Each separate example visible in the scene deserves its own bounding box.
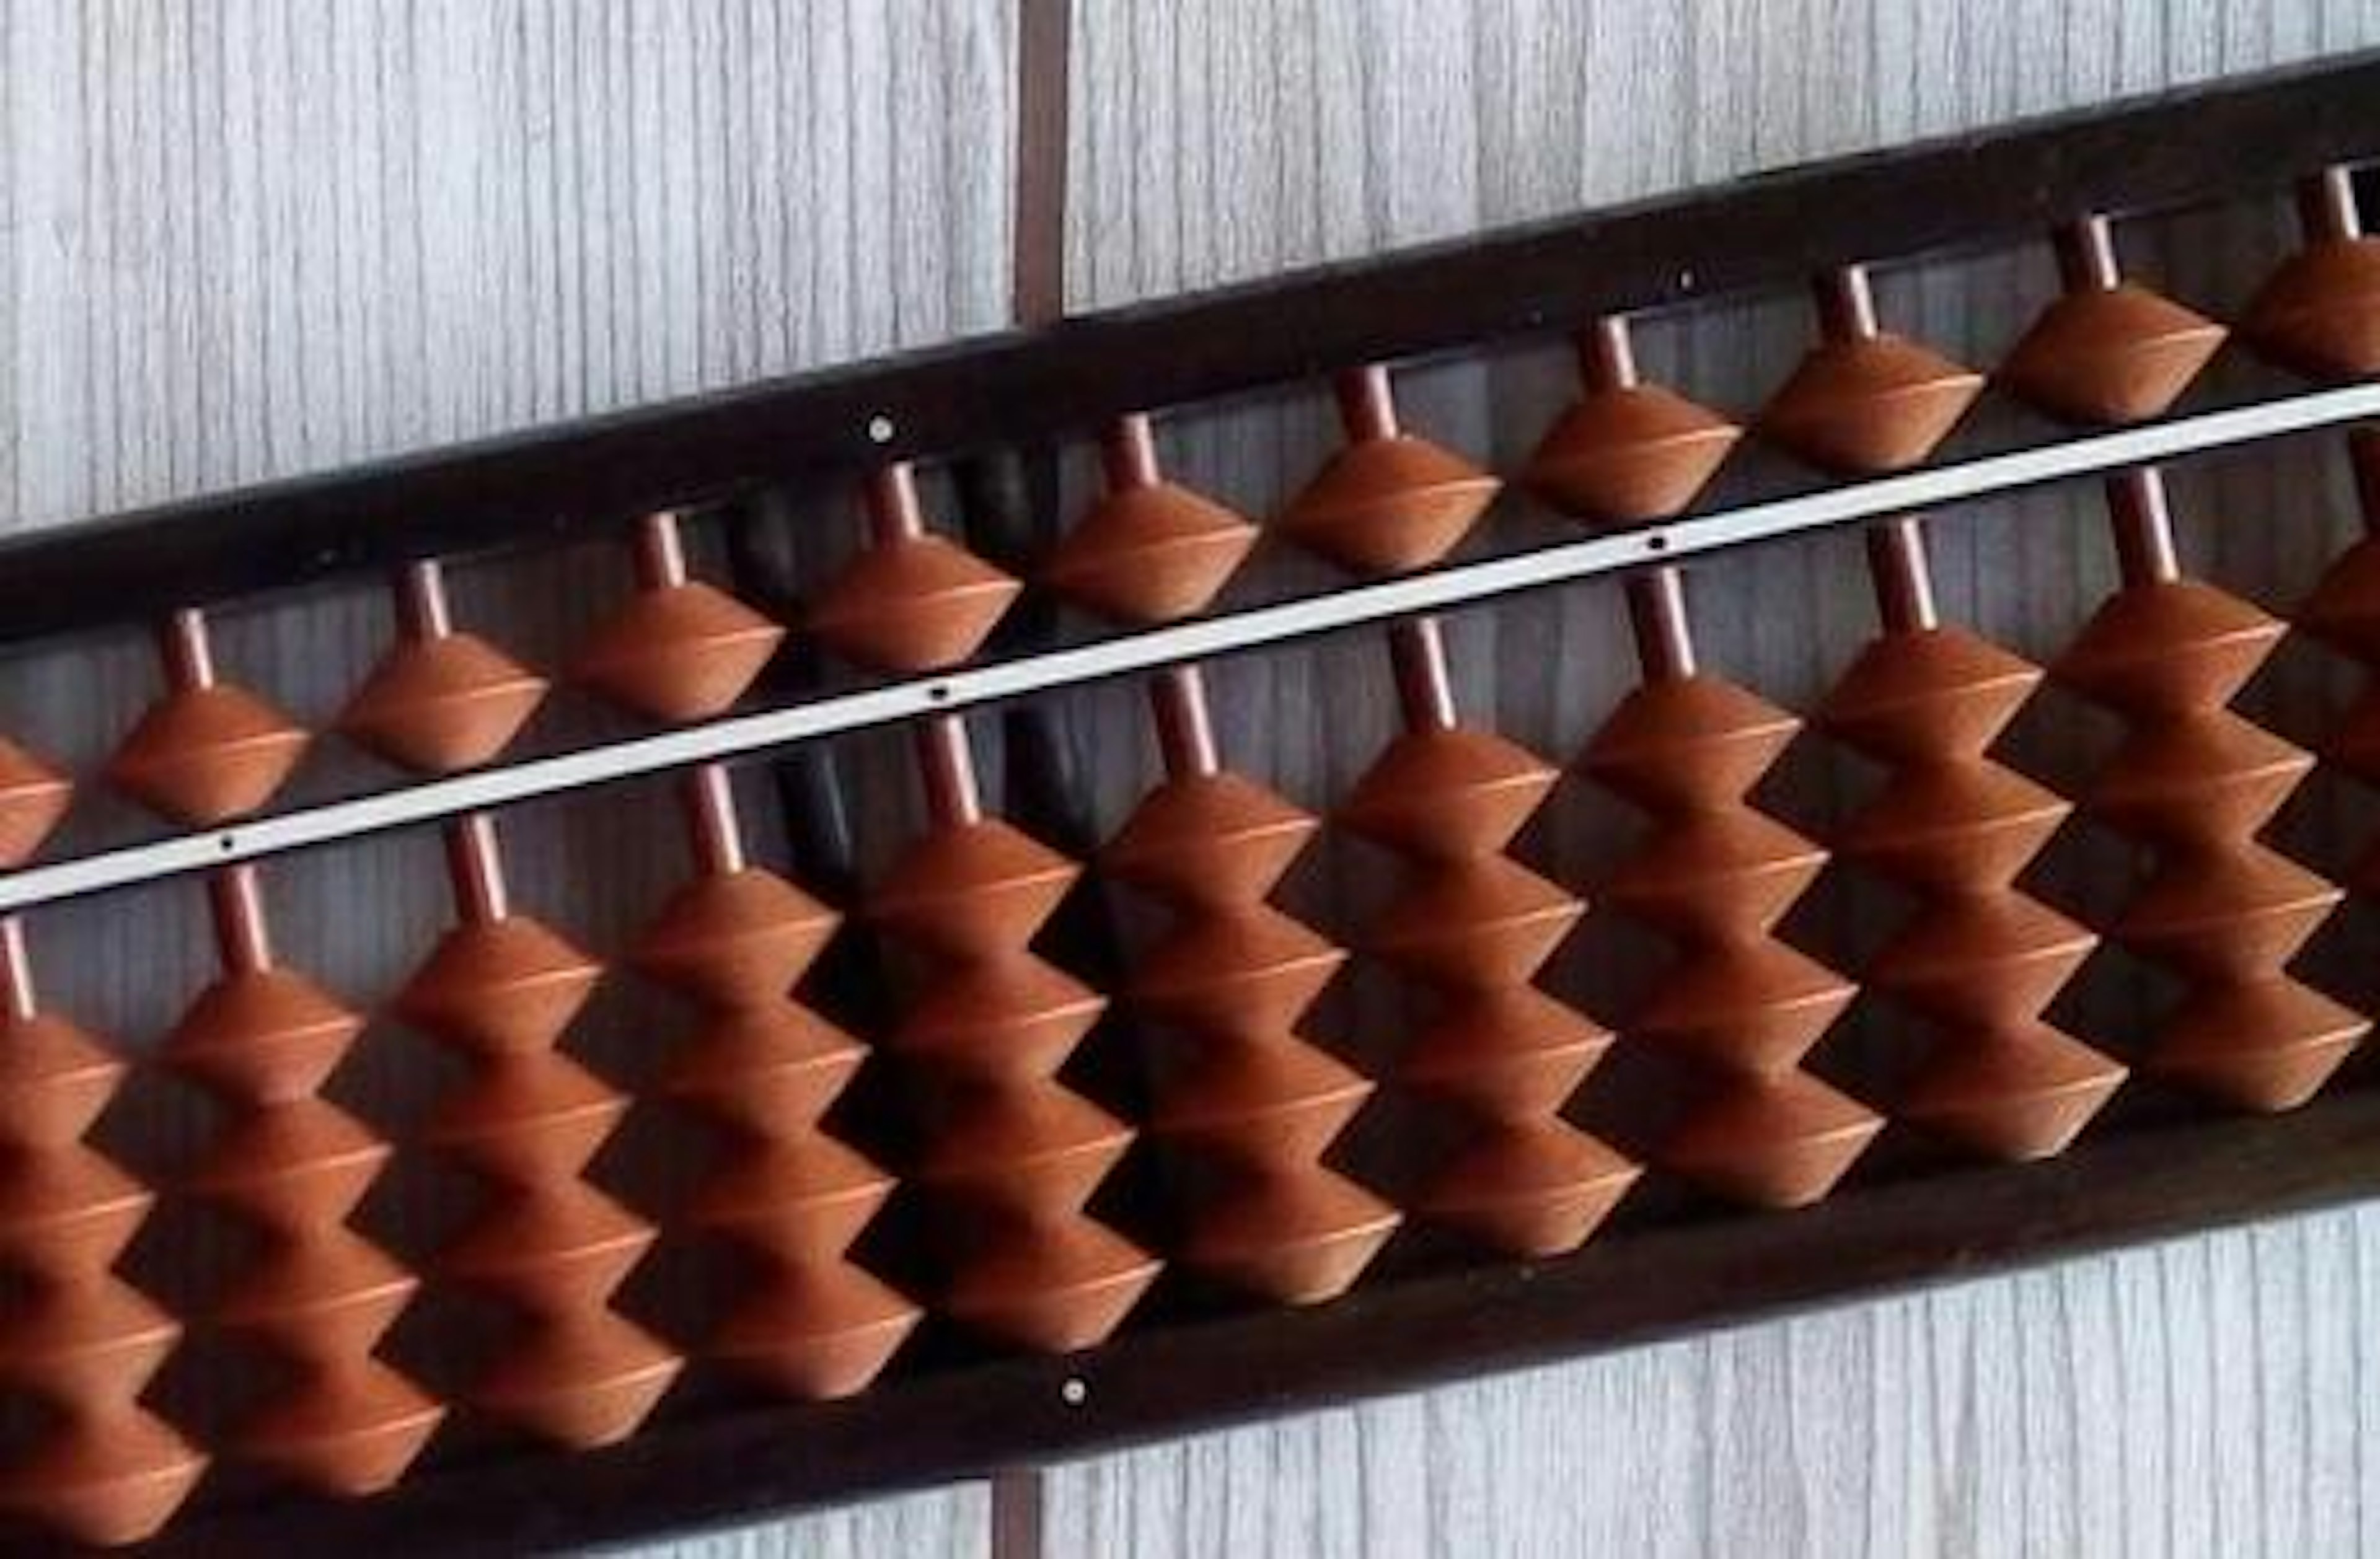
[1039,1206,2380,1559]
[589,1485,992,1559]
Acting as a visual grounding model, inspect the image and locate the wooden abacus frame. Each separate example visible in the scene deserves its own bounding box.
[4,48,2377,1556]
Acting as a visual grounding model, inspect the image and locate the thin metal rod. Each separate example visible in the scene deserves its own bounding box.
[397,560,454,640]
[0,916,35,1021]
[1108,419,1227,778]
[1582,316,1637,391]
[2056,215,2123,291]
[1337,366,1399,442]
[1103,415,1161,491]
[161,610,216,690]
[915,717,983,827]
[170,610,281,974]
[1150,667,1220,778]
[2050,212,2185,586]
[2301,166,2363,242]
[208,864,275,973]
[446,814,511,924]
[636,511,691,590]
[1388,619,1460,731]
[868,465,927,543]
[682,765,746,876]
[1867,519,1941,632]
[1626,570,1699,680]
[9,379,2380,915]
[1812,265,1943,634]
[1584,310,1701,679]
[1815,265,1880,340]
[1347,358,1464,732]
[2106,468,2183,585]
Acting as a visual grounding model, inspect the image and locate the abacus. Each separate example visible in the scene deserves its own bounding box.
[1,52,2379,1555]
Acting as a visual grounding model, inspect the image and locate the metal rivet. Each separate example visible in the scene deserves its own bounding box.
[867,415,896,444]
[1060,1377,1088,1407]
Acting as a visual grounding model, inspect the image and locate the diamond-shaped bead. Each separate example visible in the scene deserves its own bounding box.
[1760,335,1983,474]
[575,582,784,722]
[108,684,309,825]
[807,534,1020,672]
[1999,283,2226,425]
[343,631,546,772]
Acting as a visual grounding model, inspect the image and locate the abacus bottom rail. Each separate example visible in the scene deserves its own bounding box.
[130,1084,2380,1558]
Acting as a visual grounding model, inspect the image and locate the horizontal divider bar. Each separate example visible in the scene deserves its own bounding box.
[9,379,2379,915]
[0,51,2374,644]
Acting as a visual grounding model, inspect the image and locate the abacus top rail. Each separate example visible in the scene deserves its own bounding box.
[0,48,2376,645]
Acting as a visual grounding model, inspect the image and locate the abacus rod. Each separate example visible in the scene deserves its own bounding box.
[2301,178,2378,541]
[1344,361,1471,729]
[914,718,984,828]
[2301,165,2363,242]
[1625,569,1700,681]
[1814,263,1880,340]
[2055,214,2125,292]
[1811,263,1942,633]
[1585,311,1704,680]
[2049,213,2188,587]
[0,915,34,1021]
[1580,315,1635,388]
[396,560,452,640]
[855,462,987,828]
[1149,667,1220,779]
[870,466,927,543]
[610,512,752,874]
[2107,467,2184,586]
[1867,521,1941,633]
[207,864,275,975]
[1111,418,1225,779]
[161,609,215,690]
[9,377,2380,914]
[1337,366,1400,441]
[635,510,690,589]
[2354,429,2380,530]
[682,765,747,877]
[1388,618,1461,731]
[1103,415,1161,491]
[445,814,511,926]
[155,610,281,973]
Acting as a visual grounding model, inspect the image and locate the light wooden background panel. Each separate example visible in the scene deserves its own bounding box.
[6,2,2380,1557]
